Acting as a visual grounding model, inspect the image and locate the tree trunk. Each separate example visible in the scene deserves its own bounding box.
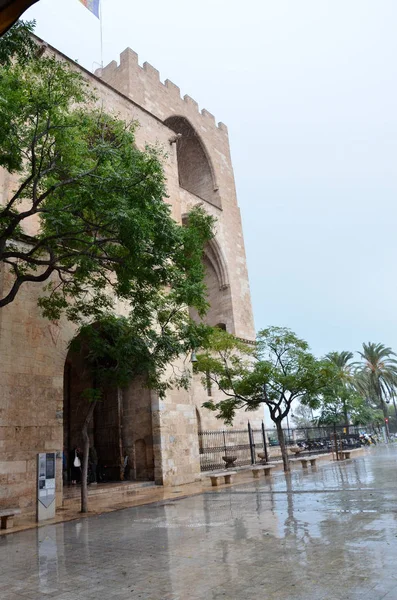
[276,420,290,472]
[81,400,98,514]
[378,384,390,439]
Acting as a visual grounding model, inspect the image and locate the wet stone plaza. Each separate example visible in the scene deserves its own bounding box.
[2,447,397,599]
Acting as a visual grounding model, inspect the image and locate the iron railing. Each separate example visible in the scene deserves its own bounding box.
[198,428,252,472]
[198,423,375,472]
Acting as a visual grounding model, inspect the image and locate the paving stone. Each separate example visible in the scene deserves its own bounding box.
[2,448,397,599]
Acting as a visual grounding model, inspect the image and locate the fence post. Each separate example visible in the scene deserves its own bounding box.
[261,421,268,463]
[248,422,255,464]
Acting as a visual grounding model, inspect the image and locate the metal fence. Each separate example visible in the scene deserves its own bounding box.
[198,429,253,472]
[198,423,375,472]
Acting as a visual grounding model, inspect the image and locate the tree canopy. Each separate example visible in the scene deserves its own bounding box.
[0,23,222,513]
[354,343,397,426]
[316,385,381,427]
[0,26,214,327]
[196,326,334,470]
[291,404,313,428]
[0,19,36,64]
[317,351,355,428]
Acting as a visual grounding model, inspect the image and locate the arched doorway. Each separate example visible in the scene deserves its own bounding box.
[63,330,155,486]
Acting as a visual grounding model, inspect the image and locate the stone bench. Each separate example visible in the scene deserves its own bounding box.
[0,508,21,530]
[289,447,304,456]
[252,464,277,478]
[208,471,237,487]
[341,448,360,460]
[290,456,320,469]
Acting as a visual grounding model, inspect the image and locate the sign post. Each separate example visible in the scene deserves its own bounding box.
[37,453,56,522]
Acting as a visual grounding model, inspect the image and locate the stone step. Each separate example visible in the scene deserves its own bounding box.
[63,481,156,507]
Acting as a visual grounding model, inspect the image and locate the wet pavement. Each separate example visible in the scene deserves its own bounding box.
[1,447,397,599]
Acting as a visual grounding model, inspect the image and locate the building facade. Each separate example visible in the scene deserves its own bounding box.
[0,39,261,519]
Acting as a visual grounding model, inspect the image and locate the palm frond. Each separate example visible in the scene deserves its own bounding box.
[354,342,397,412]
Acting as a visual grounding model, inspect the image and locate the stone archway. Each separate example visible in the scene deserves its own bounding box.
[164,115,220,208]
[63,332,155,486]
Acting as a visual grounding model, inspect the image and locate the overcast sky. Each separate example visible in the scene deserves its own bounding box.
[25,0,397,358]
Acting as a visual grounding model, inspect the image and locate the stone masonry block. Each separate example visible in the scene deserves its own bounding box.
[0,461,26,475]
[165,79,180,97]
[143,62,160,80]
[201,109,216,124]
[183,95,199,111]
[120,47,138,66]
[218,122,229,133]
[101,60,117,76]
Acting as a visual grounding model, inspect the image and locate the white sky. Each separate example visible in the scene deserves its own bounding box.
[25,0,397,359]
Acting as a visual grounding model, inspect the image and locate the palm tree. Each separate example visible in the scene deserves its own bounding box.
[354,343,397,432]
[325,351,354,430]
[326,351,354,375]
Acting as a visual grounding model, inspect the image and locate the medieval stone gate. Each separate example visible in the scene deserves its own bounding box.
[0,38,262,520]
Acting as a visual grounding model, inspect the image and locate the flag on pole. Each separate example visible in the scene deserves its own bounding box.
[78,0,100,18]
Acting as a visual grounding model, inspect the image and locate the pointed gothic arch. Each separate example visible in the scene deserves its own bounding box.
[164,115,221,208]
[63,326,155,486]
[205,237,230,291]
[182,216,234,332]
[181,214,230,292]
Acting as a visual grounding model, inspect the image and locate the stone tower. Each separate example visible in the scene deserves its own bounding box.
[0,40,260,519]
[96,49,255,342]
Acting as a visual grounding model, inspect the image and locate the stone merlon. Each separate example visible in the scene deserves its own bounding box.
[96,48,228,134]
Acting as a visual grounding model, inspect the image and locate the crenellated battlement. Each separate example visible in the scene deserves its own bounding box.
[95,48,228,135]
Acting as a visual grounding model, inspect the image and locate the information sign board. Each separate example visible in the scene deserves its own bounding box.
[37,453,56,521]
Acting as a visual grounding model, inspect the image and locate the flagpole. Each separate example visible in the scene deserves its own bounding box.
[99,0,104,68]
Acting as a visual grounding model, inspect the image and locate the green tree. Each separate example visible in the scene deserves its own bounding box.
[0,22,217,511]
[72,311,211,513]
[0,40,213,320]
[196,327,333,472]
[291,404,314,428]
[313,350,384,432]
[354,343,397,433]
[350,404,383,428]
[0,19,37,66]
[325,351,354,376]
[323,351,354,430]
[317,386,370,427]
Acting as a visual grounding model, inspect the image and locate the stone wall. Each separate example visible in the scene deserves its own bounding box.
[122,378,154,482]
[0,268,72,517]
[154,364,202,486]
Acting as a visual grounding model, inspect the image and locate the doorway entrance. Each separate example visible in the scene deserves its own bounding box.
[63,336,155,487]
